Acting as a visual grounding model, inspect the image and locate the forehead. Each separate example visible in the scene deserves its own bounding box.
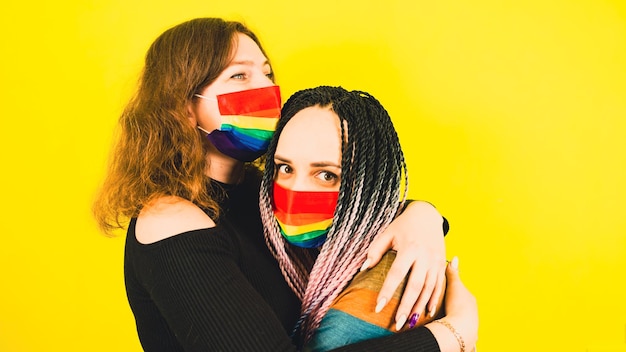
[276,106,342,161]
[231,32,266,61]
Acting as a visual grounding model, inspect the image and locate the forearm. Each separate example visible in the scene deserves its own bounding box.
[403,200,447,235]
[425,257,479,352]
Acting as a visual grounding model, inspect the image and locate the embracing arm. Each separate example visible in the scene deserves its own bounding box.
[328,257,477,352]
[130,198,451,352]
[342,257,478,352]
[310,251,444,352]
[425,257,479,352]
[364,200,448,327]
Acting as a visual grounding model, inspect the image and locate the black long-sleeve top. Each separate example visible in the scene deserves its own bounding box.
[124,169,441,351]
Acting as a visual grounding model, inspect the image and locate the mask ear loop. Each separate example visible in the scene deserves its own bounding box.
[194,93,216,101]
[193,94,219,134]
[197,125,212,134]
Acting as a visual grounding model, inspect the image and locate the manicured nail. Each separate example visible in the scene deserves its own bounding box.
[451,256,459,270]
[375,297,387,313]
[360,258,371,272]
[408,313,419,329]
[395,314,407,331]
[429,309,436,318]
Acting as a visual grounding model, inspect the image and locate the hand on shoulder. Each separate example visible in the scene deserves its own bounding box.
[136,196,216,244]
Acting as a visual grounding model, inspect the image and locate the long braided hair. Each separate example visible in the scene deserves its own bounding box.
[259,86,408,345]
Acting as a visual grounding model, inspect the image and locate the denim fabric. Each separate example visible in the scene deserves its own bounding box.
[305,309,393,352]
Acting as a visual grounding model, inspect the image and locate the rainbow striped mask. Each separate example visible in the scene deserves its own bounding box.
[196,85,281,162]
[272,182,339,248]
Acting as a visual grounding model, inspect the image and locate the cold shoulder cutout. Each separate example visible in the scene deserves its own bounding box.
[135,196,216,244]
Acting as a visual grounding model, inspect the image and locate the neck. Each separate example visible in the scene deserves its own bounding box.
[205,143,245,184]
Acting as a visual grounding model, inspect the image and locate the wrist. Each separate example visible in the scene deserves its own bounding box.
[426,321,461,352]
[433,315,477,352]
[433,319,465,352]
[426,317,469,352]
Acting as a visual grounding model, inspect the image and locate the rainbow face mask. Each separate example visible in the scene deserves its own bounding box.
[272,182,339,248]
[196,85,281,162]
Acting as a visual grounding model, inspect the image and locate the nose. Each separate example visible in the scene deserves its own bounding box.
[286,174,313,192]
[275,172,310,192]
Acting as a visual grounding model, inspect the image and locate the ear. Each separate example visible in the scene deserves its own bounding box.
[186,101,198,127]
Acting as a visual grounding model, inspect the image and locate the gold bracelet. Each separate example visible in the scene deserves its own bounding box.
[433,319,465,352]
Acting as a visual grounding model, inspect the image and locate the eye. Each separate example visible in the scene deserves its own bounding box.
[276,164,292,175]
[231,73,246,80]
[265,72,274,80]
[315,171,339,184]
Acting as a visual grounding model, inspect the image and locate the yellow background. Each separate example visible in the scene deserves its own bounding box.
[1,0,625,351]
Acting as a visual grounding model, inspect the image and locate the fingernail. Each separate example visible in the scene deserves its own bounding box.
[451,256,459,270]
[375,297,387,313]
[429,309,436,318]
[408,313,419,329]
[395,314,407,331]
[360,258,371,272]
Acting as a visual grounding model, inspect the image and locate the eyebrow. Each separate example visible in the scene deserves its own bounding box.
[228,59,270,67]
[274,155,341,169]
[311,162,341,169]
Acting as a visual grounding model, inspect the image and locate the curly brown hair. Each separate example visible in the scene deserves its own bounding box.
[93,18,271,235]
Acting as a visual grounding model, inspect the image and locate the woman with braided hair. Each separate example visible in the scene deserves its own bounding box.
[260,86,478,352]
